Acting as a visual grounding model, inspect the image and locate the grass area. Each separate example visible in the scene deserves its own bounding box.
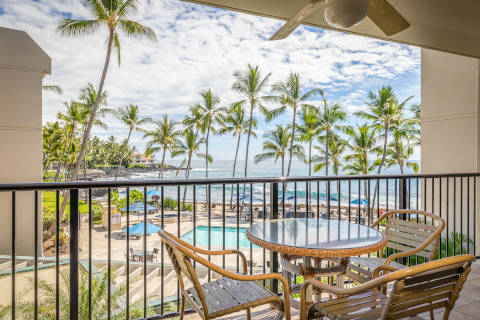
[43,191,91,215]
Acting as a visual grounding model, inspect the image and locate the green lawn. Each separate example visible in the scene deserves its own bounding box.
[43,190,91,215]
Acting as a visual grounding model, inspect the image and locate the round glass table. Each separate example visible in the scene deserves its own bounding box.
[246,218,387,307]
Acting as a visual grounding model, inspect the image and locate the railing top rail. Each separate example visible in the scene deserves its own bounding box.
[0,172,479,191]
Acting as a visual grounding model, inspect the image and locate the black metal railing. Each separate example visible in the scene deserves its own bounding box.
[0,173,478,319]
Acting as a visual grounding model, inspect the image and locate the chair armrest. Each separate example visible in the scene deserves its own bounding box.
[372,265,399,279]
[171,233,248,273]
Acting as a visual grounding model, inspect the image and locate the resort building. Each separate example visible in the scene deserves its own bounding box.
[132,152,157,166]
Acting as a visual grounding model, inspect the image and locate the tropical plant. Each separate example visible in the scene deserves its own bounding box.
[255,125,304,176]
[264,72,323,176]
[217,102,256,207]
[110,104,152,180]
[42,84,63,94]
[232,64,271,182]
[314,135,347,176]
[193,89,225,178]
[142,115,181,180]
[297,104,322,177]
[43,121,64,171]
[318,98,346,176]
[384,120,419,174]
[57,0,157,220]
[355,86,412,207]
[12,270,152,319]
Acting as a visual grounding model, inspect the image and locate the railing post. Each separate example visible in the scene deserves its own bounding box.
[70,189,79,320]
[269,182,279,294]
[399,178,407,210]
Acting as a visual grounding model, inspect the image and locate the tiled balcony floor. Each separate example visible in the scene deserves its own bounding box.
[183,261,480,320]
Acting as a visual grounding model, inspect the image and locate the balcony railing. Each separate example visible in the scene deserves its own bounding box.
[0,173,478,319]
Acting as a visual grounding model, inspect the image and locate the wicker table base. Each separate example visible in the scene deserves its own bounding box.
[280,254,349,309]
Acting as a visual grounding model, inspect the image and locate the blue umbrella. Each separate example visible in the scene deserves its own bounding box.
[119,202,158,212]
[351,198,369,205]
[281,194,295,201]
[146,190,162,197]
[123,222,160,235]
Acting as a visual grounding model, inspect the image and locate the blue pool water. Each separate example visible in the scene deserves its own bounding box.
[181,226,258,248]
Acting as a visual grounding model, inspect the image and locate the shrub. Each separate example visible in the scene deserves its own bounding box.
[163,197,178,210]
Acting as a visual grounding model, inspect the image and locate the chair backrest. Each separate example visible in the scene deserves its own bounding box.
[377,210,445,260]
[382,254,474,319]
[158,229,209,315]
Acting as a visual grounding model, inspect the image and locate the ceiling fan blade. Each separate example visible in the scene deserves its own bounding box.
[269,0,328,40]
[367,0,410,36]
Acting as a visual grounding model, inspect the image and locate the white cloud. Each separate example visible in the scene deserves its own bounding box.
[0,0,420,160]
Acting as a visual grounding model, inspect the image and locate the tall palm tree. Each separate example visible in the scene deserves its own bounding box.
[217,102,256,207]
[232,64,271,182]
[264,72,323,176]
[297,104,321,177]
[254,125,304,176]
[110,104,152,180]
[193,89,224,178]
[343,124,379,202]
[355,86,412,207]
[56,101,83,182]
[172,128,208,202]
[314,136,347,176]
[42,121,64,172]
[385,121,419,174]
[57,0,157,219]
[318,99,346,176]
[142,115,181,180]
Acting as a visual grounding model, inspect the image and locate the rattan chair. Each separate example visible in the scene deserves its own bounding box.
[300,254,475,320]
[158,229,291,320]
[347,209,445,284]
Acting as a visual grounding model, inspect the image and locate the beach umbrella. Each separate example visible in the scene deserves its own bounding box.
[123,222,160,235]
[119,202,158,212]
[146,190,162,197]
[351,198,369,205]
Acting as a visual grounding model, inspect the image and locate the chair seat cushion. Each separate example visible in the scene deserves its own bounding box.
[186,277,281,317]
[308,290,388,320]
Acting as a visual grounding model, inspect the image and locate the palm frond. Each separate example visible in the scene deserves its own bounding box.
[118,20,158,43]
[57,19,101,37]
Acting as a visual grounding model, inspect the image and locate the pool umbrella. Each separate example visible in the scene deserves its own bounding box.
[119,202,158,212]
[123,222,160,235]
[146,190,162,197]
[351,198,369,205]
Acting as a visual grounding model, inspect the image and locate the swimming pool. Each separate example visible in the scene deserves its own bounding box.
[181,226,258,248]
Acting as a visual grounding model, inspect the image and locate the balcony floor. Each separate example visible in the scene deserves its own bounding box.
[184,261,480,320]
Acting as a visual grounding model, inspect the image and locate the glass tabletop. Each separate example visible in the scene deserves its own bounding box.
[247,218,384,250]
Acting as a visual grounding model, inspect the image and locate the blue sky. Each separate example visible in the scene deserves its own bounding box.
[0,0,420,161]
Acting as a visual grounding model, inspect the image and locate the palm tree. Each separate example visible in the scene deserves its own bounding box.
[217,102,256,207]
[318,98,346,176]
[343,124,379,202]
[172,128,208,202]
[110,104,152,180]
[57,0,157,219]
[297,104,321,177]
[42,84,63,94]
[42,121,64,171]
[193,89,224,178]
[355,86,412,207]
[255,125,304,176]
[56,101,83,182]
[264,72,323,176]
[385,121,419,174]
[142,115,181,180]
[232,64,271,182]
[314,136,347,176]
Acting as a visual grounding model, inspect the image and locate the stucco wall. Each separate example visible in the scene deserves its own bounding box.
[0,27,50,255]
[421,48,480,257]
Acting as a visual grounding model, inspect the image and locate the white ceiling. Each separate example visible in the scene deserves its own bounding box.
[182,0,480,58]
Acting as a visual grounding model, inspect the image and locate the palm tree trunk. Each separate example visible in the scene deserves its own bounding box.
[63,125,76,182]
[230,134,241,209]
[206,125,210,179]
[243,100,254,196]
[286,108,296,176]
[58,28,114,224]
[325,133,329,176]
[160,147,166,180]
[308,140,312,205]
[55,131,71,182]
[281,156,285,177]
[183,128,199,202]
[371,126,389,210]
[115,128,133,180]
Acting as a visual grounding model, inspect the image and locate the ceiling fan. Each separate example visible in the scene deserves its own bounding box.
[269,0,410,40]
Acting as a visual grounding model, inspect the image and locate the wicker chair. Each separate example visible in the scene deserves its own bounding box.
[346,209,445,284]
[300,254,475,320]
[158,229,291,320]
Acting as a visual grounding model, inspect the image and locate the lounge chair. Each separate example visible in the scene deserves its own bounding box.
[300,254,475,320]
[347,209,445,284]
[158,229,291,320]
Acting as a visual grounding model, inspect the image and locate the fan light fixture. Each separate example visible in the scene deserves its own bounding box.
[324,0,368,29]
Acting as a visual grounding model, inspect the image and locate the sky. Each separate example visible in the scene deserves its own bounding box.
[0,0,421,162]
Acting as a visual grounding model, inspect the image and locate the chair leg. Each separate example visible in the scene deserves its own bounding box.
[179,295,185,320]
[246,308,251,320]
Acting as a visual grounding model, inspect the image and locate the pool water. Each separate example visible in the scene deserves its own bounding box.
[181,226,258,248]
